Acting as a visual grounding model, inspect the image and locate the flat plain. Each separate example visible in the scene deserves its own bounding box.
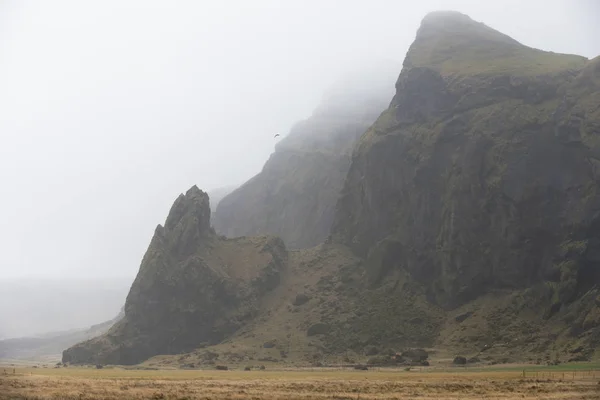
[2,365,600,399]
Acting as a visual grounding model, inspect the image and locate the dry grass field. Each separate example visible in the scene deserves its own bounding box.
[2,366,600,400]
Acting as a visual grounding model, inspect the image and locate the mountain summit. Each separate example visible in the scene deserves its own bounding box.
[405,11,585,76]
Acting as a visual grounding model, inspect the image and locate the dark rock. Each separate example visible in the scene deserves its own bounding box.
[568,354,590,362]
[307,323,330,336]
[215,365,228,370]
[354,365,369,370]
[453,356,467,365]
[569,346,584,354]
[401,348,429,362]
[263,340,276,349]
[292,293,310,306]
[455,312,473,323]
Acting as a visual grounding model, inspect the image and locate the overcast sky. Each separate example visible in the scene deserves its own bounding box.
[0,0,598,282]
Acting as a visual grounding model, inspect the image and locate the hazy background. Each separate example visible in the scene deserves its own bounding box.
[0,0,599,338]
[0,278,128,338]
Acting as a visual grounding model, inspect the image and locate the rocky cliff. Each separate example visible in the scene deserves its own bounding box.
[63,186,287,365]
[65,12,600,367]
[213,63,398,249]
[333,11,598,306]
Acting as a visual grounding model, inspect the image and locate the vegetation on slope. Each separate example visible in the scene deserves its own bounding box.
[406,11,586,77]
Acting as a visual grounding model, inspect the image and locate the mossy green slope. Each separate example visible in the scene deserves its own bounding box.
[406,11,586,77]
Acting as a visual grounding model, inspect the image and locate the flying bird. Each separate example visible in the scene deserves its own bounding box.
[274,133,280,138]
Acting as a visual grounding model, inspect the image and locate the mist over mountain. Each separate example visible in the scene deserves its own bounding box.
[0,278,129,339]
[213,62,398,248]
[208,186,236,210]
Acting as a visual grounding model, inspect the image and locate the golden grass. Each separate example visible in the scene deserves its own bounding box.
[2,367,600,399]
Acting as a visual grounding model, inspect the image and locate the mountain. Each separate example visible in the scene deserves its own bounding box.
[64,185,442,366]
[332,11,600,356]
[0,310,123,361]
[63,187,288,365]
[208,185,236,228]
[65,12,600,366]
[213,63,398,249]
[333,10,593,305]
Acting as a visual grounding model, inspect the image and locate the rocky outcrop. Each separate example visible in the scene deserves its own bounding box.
[63,186,287,365]
[213,63,398,249]
[333,11,598,312]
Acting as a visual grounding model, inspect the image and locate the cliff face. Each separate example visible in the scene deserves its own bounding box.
[63,187,287,365]
[333,11,599,310]
[213,63,398,249]
[208,185,235,226]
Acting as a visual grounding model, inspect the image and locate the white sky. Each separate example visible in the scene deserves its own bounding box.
[0,0,598,281]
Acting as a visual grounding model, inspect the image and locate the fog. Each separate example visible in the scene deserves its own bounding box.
[0,278,129,338]
[0,0,598,337]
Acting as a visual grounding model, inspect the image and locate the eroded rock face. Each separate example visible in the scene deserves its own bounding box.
[63,186,287,365]
[213,63,398,249]
[333,11,599,309]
